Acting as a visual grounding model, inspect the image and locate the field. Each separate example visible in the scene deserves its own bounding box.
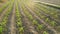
[0,0,60,34]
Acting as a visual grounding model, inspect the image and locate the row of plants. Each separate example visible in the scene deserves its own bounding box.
[29,4,57,27]
[28,3,60,32]
[37,3,60,24]
[37,3,60,32]
[16,1,24,34]
[0,1,14,34]
[21,3,49,34]
[35,3,60,22]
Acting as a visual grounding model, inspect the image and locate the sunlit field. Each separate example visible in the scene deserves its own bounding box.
[0,0,60,34]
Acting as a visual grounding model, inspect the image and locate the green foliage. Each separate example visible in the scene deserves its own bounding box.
[43,31,49,34]
[28,14,33,20]
[50,21,56,26]
[0,26,3,34]
[17,21,22,27]
[37,24,43,30]
[33,20,38,25]
[19,27,24,32]
[45,18,49,22]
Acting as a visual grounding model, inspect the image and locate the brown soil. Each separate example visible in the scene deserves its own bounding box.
[8,3,16,34]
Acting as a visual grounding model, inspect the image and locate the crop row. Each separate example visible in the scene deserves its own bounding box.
[35,3,60,22]
[16,1,24,34]
[0,0,14,34]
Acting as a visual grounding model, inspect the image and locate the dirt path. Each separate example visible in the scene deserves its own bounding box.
[9,2,16,34]
[19,3,38,34]
[24,4,58,34]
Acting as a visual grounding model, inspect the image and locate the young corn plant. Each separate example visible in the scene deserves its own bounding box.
[43,31,49,34]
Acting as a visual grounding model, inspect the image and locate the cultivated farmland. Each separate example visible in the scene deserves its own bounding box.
[0,0,60,34]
